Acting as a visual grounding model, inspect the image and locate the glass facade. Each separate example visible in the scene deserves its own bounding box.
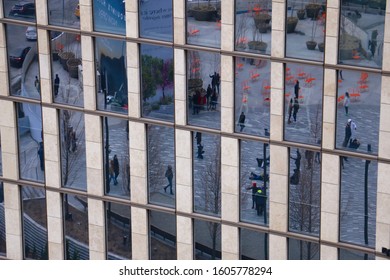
[288,237,320,260]
[3,0,36,22]
[48,0,80,29]
[194,218,221,260]
[240,228,268,260]
[93,0,125,35]
[149,210,176,259]
[139,0,173,41]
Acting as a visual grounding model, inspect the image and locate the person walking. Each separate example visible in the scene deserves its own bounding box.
[294,80,300,99]
[34,76,40,93]
[254,185,267,216]
[206,84,212,110]
[287,98,293,124]
[215,72,220,94]
[343,92,350,116]
[113,154,120,185]
[109,160,115,184]
[238,112,246,132]
[163,165,174,195]
[342,119,357,147]
[195,132,202,146]
[246,182,259,209]
[54,74,60,97]
[292,97,299,122]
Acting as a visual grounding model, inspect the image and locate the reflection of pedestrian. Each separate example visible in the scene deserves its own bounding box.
[290,149,301,171]
[206,84,212,110]
[211,89,218,110]
[37,142,44,171]
[254,186,266,216]
[246,182,258,209]
[54,74,60,97]
[305,150,314,169]
[195,132,202,146]
[109,160,115,184]
[294,80,300,99]
[315,139,321,163]
[342,119,356,147]
[287,98,293,124]
[292,97,299,122]
[343,92,350,116]
[113,155,119,185]
[34,76,40,93]
[163,165,174,195]
[238,112,246,132]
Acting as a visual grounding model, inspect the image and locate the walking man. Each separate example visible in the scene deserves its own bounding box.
[163,165,174,195]
[238,112,246,132]
[54,74,60,97]
[292,97,300,122]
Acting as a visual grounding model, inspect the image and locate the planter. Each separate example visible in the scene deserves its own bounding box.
[59,52,75,71]
[191,7,216,22]
[305,3,321,19]
[297,9,305,20]
[188,78,203,90]
[67,58,82,79]
[286,17,298,33]
[248,41,268,53]
[253,13,271,27]
[318,42,325,52]
[339,33,361,59]
[257,23,269,33]
[306,40,317,50]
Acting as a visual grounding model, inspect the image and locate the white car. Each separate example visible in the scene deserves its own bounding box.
[25,26,37,41]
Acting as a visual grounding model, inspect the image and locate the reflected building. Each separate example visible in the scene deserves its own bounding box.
[0,0,389,261]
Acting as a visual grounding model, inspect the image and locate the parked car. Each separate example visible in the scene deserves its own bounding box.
[25,26,37,41]
[75,4,80,18]
[9,2,35,17]
[9,46,31,68]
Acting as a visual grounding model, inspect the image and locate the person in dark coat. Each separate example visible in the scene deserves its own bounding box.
[292,97,299,122]
[113,154,120,185]
[294,80,300,99]
[342,119,352,147]
[164,165,174,195]
[246,182,259,209]
[254,185,267,216]
[238,112,246,132]
[195,132,202,146]
[37,142,44,171]
[54,74,60,97]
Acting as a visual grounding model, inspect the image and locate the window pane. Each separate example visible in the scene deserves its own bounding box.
[193,132,220,216]
[48,0,80,29]
[4,0,36,22]
[338,248,375,260]
[187,50,221,130]
[284,63,323,145]
[186,0,221,48]
[95,37,128,114]
[17,102,44,183]
[336,70,381,155]
[286,1,326,61]
[340,156,377,248]
[288,148,320,236]
[240,228,268,260]
[93,0,126,35]
[149,210,176,260]
[234,57,270,136]
[240,140,269,226]
[148,125,175,208]
[51,31,83,107]
[339,1,386,68]
[0,132,2,176]
[59,109,86,190]
[103,117,130,198]
[63,194,89,260]
[235,0,271,55]
[0,181,5,256]
[141,44,174,122]
[194,219,221,260]
[288,238,320,260]
[139,0,173,41]
[106,202,131,260]
[6,24,40,100]
[21,185,48,260]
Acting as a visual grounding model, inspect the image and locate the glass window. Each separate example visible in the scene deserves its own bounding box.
[59,109,86,190]
[48,0,80,29]
[340,156,377,248]
[186,0,221,48]
[338,247,375,260]
[3,0,36,22]
[16,102,44,183]
[235,0,271,55]
[240,139,269,226]
[21,185,48,260]
[51,31,83,107]
[286,1,326,61]
[149,210,176,259]
[93,0,125,35]
[63,193,89,260]
[336,70,381,155]
[141,44,174,122]
[6,24,40,100]
[194,218,221,260]
[0,181,5,256]
[95,37,128,114]
[106,202,131,260]
[187,50,221,130]
[139,0,173,41]
[0,132,2,176]
[147,125,175,208]
[284,63,323,146]
[240,228,268,260]
[235,57,271,136]
[103,117,130,198]
[288,148,321,236]
[193,132,220,217]
[288,237,320,260]
[339,1,386,68]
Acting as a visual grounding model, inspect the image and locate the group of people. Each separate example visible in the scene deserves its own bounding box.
[287,97,300,123]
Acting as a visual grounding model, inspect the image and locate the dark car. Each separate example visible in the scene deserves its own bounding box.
[9,46,31,68]
[9,2,35,17]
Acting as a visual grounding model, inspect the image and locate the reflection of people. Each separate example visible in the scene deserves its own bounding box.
[164,165,174,195]
[343,92,350,116]
[34,76,40,93]
[246,182,258,209]
[195,132,202,146]
[113,155,120,185]
[342,119,357,147]
[292,97,299,122]
[206,84,212,110]
[294,80,300,99]
[54,74,60,97]
[37,142,44,171]
[254,186,266,216]
[238,112,246,132]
